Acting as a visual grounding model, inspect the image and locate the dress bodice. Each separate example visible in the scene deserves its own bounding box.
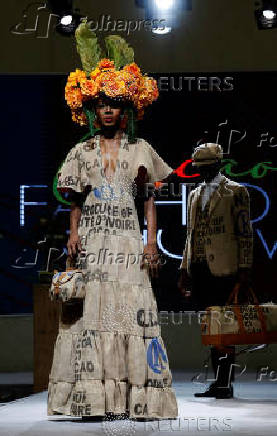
[57,132,173,241]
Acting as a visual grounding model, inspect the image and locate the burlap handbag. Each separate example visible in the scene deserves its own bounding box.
[201,283,277,346]
[49,256,85,303]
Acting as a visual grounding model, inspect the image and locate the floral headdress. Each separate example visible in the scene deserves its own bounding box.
[65,19,159,143]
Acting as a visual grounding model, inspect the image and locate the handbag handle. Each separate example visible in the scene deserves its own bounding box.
[65,255,78,271]
[226,283,259,306]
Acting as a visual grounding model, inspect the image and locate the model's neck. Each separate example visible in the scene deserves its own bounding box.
[101,126,121,139]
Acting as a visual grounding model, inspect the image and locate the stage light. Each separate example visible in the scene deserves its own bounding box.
[56,14,83,36]
[255,0,277,29]
[263,9,276,19]
[154,0,174,10]
[136,0,192,34]
[60,15,73,26]
[47,0,83,35]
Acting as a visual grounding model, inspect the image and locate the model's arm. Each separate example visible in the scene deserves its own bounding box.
[142,195,160,277]
[67,194,83,257]
[144,195,157,244]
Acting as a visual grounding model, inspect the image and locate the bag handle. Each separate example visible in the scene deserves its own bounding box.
[65,255,78,271]
[226,283,259,306]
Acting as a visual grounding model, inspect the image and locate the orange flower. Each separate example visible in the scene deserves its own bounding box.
[98,70,117,85]
[102,78,126,98]
[65,87,83,109]
[98,71,126,98]
[98,59,115,70]
[67,69,87,86]
[65,60,159,125]
[123,62,141,77]
[80,79,99,97]
[90,67,101,80]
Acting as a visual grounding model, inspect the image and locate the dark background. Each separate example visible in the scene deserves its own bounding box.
[0,72,276,314]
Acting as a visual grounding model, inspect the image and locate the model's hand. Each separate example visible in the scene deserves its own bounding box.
[177,268,192,298]
[67,232,82,257]
[141,242,160,278]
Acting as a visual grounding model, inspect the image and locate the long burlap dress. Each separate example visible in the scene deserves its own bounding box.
[47,131,178,419]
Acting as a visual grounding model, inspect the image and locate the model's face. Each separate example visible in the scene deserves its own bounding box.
[95,98,122,127]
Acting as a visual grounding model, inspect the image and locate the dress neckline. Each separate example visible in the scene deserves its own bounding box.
[95,131,126,185]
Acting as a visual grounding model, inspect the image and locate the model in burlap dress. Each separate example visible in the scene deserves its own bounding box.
[47,130,178,419]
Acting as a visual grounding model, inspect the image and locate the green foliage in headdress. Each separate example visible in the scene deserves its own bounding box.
[75,19,103,74]
[126,107,137,144]
[75,20,134,73]
[74,20,137,143]
[104,35,134,69]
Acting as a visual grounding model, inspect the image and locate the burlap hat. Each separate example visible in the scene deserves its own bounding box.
[192,143,223,166]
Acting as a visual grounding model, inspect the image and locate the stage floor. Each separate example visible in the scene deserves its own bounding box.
[0,372,276,436]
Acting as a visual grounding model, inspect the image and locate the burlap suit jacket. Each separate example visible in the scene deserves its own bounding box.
[179,175,253,276]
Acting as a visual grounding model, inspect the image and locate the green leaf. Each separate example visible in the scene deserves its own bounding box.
[104,35,134,69]
[75,19,103,74]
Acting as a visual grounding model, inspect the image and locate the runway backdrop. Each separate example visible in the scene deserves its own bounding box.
[0,72,276,314]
